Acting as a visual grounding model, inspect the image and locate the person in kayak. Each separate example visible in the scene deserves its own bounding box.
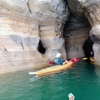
[54,53,68,65]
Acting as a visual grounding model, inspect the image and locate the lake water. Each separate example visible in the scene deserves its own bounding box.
[0,60,100,100]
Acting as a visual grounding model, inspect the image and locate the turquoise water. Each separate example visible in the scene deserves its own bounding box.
[0,60,100,100]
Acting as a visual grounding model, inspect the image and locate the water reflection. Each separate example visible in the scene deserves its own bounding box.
[0,61,100,100]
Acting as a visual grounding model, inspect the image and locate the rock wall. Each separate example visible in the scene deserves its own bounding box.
[1,0,100,74]
[63,16,90,59]
[67,0,100,65]
[0,0,69,74]
[84,4,100,65]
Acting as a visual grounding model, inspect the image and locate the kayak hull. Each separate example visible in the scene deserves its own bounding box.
[36,61,74,77]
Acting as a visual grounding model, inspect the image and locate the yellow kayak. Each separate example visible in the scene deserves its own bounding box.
[90,57,94,62]
[83,57,94,63]
[82,57,88,60]
[29,58,79,77]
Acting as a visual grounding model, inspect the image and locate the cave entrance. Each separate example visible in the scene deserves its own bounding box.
[82,36,94,58]
[37,40,46,54]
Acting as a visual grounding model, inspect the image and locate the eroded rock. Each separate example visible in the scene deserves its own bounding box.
[68,0,100,65]
[0,0,69,74]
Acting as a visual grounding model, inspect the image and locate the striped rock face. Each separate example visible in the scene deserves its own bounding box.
[0,0,69,74]
[67,0,100,65]
[1,0,100,73]
[84,3,100,65]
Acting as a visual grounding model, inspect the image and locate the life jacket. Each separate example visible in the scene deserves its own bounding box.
[54,58,60,65]
[54,58,63,65]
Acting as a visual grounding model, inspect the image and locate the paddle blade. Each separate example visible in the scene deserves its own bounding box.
[29,72,37,75]
[71,58,79,63]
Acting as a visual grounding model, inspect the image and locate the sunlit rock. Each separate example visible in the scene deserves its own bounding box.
[0,0,69,74]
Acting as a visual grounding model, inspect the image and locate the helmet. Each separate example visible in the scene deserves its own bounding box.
[55,53,61,58]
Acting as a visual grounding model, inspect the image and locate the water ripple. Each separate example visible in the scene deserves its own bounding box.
[0,61,100,100]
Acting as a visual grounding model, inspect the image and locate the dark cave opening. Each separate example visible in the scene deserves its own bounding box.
[82,36,94,58]
[37,40,46,54]
[63,12,94,59]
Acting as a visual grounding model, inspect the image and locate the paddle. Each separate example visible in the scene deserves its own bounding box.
[29,72,37,75]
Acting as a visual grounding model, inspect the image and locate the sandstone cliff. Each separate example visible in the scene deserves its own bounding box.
[0,0,69,74]
[1,0,100,74]
[67,0,100,65]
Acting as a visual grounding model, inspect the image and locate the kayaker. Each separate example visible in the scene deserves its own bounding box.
[68,93,75,100]
[54,53,68,65]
